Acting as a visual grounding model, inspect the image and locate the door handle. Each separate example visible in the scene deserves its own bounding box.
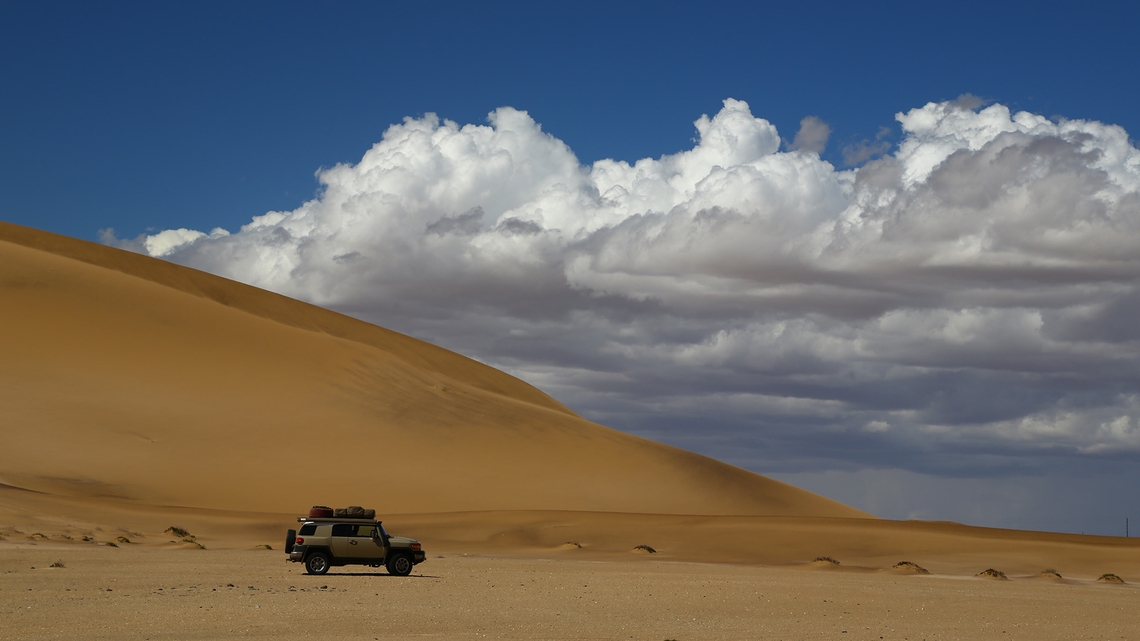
[349,540,357,545]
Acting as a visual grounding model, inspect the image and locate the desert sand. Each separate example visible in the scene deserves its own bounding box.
[3,546,1138,641]
[2,221,1139,639]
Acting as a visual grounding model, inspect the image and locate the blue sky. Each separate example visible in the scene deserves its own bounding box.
[4,1,1140,535]
[6,1,1137,241]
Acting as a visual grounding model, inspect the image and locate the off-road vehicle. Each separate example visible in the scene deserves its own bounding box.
[284,507,425,576]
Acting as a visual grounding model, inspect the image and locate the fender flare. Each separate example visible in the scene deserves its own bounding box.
[302,546,334,562]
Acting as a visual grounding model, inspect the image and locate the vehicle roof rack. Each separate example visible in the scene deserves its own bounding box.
[297,517,382,523]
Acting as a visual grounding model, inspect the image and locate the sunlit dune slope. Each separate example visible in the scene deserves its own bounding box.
[0,222,867,518]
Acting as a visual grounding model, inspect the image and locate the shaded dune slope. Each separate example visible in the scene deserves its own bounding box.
[0,222,866,518]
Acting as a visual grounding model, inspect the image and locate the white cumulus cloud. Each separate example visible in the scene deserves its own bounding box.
[137,97,1140,474]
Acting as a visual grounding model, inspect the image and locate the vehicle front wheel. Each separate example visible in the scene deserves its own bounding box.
[305,552,331,575]
[386,553,413,576]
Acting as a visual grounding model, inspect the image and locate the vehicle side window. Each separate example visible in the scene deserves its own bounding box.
[331,524,354,537]
[352,526,373,537]
[298,524,317,536]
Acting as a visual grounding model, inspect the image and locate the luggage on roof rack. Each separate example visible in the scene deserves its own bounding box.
[334,506,375,519]
[304,505,376,519]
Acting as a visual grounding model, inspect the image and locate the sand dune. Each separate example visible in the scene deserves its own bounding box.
[0,221,862,518]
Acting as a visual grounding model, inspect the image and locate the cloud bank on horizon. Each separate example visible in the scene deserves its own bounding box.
[119,97,1140,477]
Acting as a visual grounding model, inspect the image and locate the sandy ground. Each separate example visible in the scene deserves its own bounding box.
[3,500,1139,640]
[2,544,1137,641]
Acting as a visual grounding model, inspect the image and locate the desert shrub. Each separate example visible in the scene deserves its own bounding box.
[814,556,840,565]
[977,568,1008,579]
[1097,573,1125,584]
[106,541,118,547]
[50,560,65,568]
[116,536,131,544]
[81,535,94,542]
[164,526,191,538]
[893,561,929,573]
[260,544,272,550]
[633,544,657,553]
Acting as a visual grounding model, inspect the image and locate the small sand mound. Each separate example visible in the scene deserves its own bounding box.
[892,561,929,574]
[631,544,657,554]
[558,542,583,550]
[1033,569,1063,580]
[1096,573,1125,584]
[976,568,1008,580]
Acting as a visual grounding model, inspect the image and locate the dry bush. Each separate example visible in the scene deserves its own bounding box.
[977,568,1008,580]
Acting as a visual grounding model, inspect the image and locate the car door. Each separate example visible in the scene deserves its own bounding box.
[330,523,357,559]
[352,525,386,561]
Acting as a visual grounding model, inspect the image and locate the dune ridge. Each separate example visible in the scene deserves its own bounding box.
[0,221,865,519]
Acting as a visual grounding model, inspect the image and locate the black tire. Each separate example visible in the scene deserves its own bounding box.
[387,553,413,576]
[305,551,331,575]
[284,529,296,555]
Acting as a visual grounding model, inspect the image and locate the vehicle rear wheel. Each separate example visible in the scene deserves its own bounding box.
[305,551,331,575]
[284,529,296,554]
[387,553,413,576]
